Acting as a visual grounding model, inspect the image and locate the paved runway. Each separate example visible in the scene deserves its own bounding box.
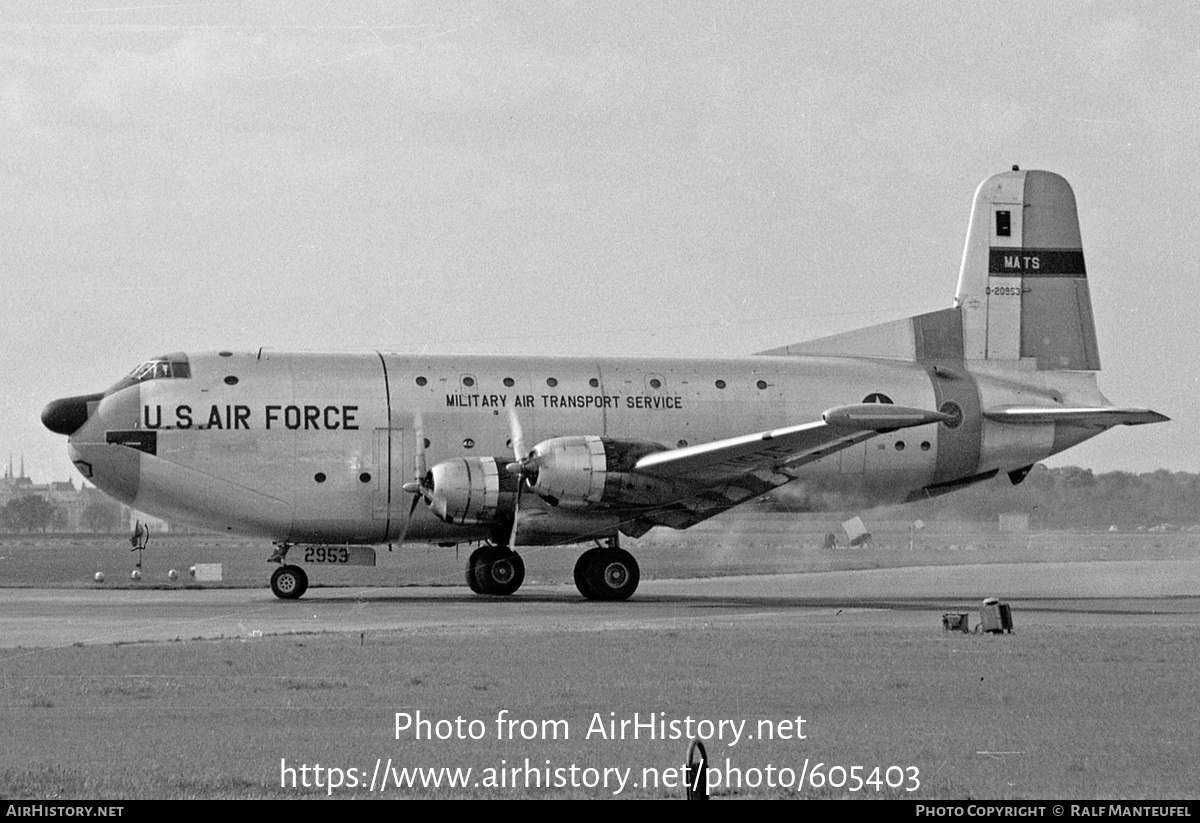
[3,559,1199,649]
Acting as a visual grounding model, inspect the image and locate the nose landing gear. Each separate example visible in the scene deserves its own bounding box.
[267,542,308,600]
[270,564,309,600]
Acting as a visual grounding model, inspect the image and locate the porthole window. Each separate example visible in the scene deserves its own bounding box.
[503,377,515,388]
[920,441,931,451]
[416,376,427,386]
[359,472,371,483]
[895,441,905,451]
[423,438,431,449]
[756,380,768,390]
[462,438,475,449]
[546,377,558,388]
[224,376,238,386]
[715,380,726,389]
[218,351,233,358]
[314,472,326,483]
[650,378,662,389]
[463,376,475,388]
[589,378,599,388]
[677,439,689,448]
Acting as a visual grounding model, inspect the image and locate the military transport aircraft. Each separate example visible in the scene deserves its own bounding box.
[42,169,1167,601]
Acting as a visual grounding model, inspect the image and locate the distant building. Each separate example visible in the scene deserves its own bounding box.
[1,455,168,533]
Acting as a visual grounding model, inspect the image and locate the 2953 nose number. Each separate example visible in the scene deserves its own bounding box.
[304,546,350,564]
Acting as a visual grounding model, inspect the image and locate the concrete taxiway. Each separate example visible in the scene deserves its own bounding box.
[2,559,1198,649]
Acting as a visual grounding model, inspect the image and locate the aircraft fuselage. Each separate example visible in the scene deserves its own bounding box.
[63,348,1095,546]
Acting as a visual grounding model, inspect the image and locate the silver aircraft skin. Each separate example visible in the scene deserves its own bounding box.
[42,169,1167,601]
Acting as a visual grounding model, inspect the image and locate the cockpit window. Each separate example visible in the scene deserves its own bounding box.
[129,357,191,382]
[101,353,191,398]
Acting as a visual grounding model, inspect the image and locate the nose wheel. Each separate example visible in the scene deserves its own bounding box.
[270,564,308,600]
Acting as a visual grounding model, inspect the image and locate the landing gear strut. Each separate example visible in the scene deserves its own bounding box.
[573,541,640,601]
[466,543,525,596]
[268,542,308,600]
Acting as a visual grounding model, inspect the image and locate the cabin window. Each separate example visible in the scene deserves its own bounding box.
[503,377,515,387]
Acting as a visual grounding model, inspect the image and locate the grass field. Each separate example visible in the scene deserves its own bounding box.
[2,620,1197,799]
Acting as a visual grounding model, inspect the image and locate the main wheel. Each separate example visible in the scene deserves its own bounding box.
[465,547,487,594]
[573,548,601,599]
[471,545,525,596]
[270,564,308,600]
[583,548,639,601]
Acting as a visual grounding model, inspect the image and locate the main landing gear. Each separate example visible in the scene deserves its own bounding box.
[573,542,640,601]
[268,542,308,600]
[466,544,526,596]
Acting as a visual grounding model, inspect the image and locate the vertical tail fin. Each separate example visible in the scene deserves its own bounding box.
[955,169,1100,370]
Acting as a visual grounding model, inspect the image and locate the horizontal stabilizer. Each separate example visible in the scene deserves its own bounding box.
[984,406,1169,428]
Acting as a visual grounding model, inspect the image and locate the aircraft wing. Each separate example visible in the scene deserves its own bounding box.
[618,403,948,535]
[983,406,1170,428]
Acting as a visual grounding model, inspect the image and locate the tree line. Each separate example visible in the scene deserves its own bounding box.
[1,495,125,533]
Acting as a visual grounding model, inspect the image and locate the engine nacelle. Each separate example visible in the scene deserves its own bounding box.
[526,436,679,508]
[426,457,517,526]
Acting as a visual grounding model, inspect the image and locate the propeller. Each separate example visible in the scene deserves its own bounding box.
[503,406,534,550]
[396,414,428,547]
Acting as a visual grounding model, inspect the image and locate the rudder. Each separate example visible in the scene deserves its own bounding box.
[954,169,1100,370]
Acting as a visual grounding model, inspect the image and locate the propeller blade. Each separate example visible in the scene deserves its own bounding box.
[504,406,529,549]
[395,490,422,547]
[413,412,427,480]
[396,414,430,549]
[507,475,522,550]
[507,406,527,463]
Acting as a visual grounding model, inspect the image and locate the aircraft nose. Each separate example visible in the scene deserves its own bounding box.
[41,393,104,436]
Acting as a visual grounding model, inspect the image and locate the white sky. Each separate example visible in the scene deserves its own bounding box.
[4,1,1197,483]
